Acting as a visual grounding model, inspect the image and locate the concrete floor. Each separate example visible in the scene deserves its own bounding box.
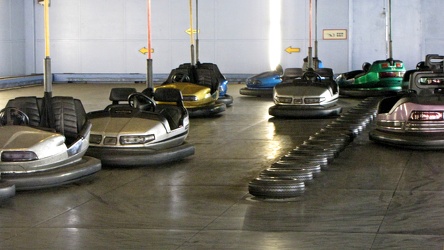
[0,83,444,249]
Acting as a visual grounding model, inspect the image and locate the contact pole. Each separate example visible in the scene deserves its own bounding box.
[189,0,195,66]
[41,0,54,128]
[195,0,199,63]
[308,0,313,69]
[43,0,52,94]
[146,0,153,90]
[386,0,393,59]
[314,0,318,59]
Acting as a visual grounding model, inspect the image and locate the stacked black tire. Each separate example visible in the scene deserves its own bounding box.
[248,97,381,199]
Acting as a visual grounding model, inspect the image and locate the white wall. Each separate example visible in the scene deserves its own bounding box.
[1,0,444,77]
[30,0,349,75]
[422,0,444,56]
[0,0,25,76]
[350,0,422,71]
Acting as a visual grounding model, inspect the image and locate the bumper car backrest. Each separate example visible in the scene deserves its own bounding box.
[154,88,187,130]
[316,68,334,80]
[154,88,183,103]
[196,68,219,94]
[282,68,303,83]
[106,88,137,110]
[198,63,227,82]
[425,54,444,71]
[5,96,42,127]
[4,96,88,145]
[52,97,88,146]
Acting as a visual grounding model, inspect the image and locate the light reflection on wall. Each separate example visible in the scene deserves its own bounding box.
[268,0,282,70]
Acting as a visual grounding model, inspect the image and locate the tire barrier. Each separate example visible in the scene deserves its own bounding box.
[248,97,382,199]
[248,177,305,198]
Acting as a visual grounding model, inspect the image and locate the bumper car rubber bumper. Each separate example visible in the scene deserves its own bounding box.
[339,88,400,97]
[1,156,101,191]
[87,142,195,167]
[269,105,342,118]
[188,103,226,117]
[0,181,15,200]
[369,129,444,150]
[239,87,273,97]
[217,94,234,107]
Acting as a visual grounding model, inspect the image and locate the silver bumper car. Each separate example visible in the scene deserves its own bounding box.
[0,96,101,191]
[269,68,342,118]
[86,87,195,166]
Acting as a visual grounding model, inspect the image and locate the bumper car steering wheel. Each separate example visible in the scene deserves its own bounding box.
[172,73,191,83]
[128,92,156,112]
[0,107,29,126]
[302,69,322,82]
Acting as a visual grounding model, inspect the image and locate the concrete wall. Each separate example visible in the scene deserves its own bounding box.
[0,0,25,76]
[350,0,422,71]
[1,0,444,78]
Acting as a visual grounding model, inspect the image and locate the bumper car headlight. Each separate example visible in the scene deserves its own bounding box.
[89,134,103,144]
[304,97,326,104]
[410,111,444,121]
[1,151,38,162]
[276,96,292,104]
[183,95,198,101]
[120,134,155,145]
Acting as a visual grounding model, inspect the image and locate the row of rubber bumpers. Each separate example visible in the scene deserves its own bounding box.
[248,97,383,199]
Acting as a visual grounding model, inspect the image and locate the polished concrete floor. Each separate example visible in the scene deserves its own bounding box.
[1,83,444,249]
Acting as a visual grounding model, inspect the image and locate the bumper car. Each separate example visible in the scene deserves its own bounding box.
[158,62,226,117]
[269,67,342,118]
[241,59,323,97]
[335,59,406,97]
[240,65,284,97]
[86,87,195,167]
[369,54,444,149]
[218,78,233,107]
[0,96,101,191]
[335,0,405,97]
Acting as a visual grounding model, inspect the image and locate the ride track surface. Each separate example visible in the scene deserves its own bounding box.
[0,83,444,249]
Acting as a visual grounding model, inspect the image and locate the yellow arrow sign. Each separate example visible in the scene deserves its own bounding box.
[185,28,199,35]
[285,46,300,54]
[139,47,154,55]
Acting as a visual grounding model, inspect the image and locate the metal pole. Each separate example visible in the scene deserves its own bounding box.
[195,0,199,63]
[43,0,52,94]
[387,0,393,59]
[146,0,153,90]
[314,0,318,59]
[42,0,54,128]
[189,0,195,66]
[308,0,313,69]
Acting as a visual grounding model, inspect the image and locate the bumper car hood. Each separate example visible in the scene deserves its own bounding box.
[90,116,167,135]
[250,70,279,80]
[159,83,209,95]
[275,84,332,96]
[0,126,66,159]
